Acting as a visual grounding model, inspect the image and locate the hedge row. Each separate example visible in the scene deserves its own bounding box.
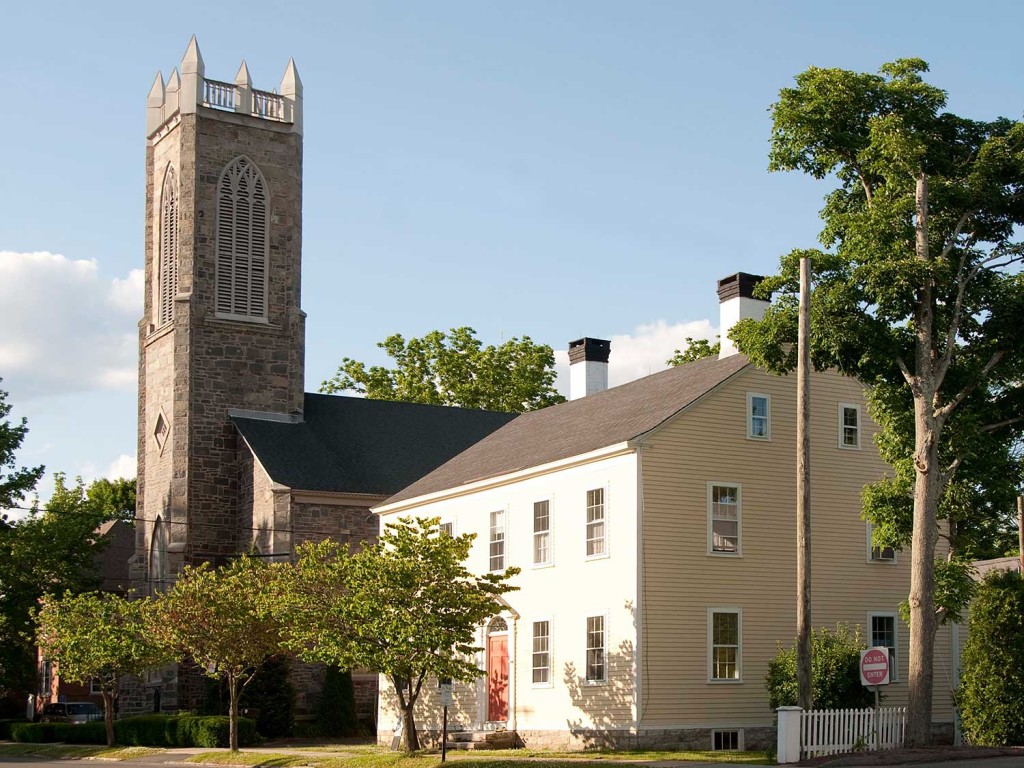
[0,719,29,740]
[8,715,256,748]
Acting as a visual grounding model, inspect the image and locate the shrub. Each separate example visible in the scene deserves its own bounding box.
[317,666,359,737]
[240,656,295,738]
[959,569,1024,745]
[0,719,29,740]
[766,624,874,710]
[9,714,255,748]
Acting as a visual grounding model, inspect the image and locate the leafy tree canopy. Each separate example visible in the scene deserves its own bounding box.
[86,477,136,526]
[667,336,720,366]
[151,555,283,751]
[320,327,565,413]
[0,474,116,695]
[36,591,166,746]
[732,58,1024,745]
[273,517,519,751]
[0,381,44,511]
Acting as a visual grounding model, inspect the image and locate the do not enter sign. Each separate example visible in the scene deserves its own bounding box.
[860,646,891,686]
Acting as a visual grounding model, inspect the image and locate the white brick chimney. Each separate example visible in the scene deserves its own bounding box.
[568,337,611,400]
[718,272,768,358]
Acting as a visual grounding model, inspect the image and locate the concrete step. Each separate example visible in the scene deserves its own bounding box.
[446,730,518,750]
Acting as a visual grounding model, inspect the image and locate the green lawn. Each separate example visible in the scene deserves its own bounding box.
[0,743,164,760]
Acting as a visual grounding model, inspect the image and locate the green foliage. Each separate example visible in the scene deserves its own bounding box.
[958,570,1024,745]
[667,336,720,366]
[0,382,43,510]
[0,474,124,695]
[36,590,167,745]
[766,625,874,711]
[85,478,136,526]
[0,719,28,740]
[316,666,359,737]
[898,559,977,626]
[732,59,1024,742]
[320,326,565,413]
[238,655,295,739]
[273,517,519,751]
[8,715,256,748]
[152,555,283,750]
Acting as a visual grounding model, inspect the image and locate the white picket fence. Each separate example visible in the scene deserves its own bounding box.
[777,706,906,763]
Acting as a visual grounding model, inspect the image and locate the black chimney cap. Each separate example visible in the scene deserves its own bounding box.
[568,337,611,364]
[717,272,766,303]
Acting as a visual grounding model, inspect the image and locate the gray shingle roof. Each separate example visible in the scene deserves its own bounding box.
[385,354,750,505]
[232,393,517,495]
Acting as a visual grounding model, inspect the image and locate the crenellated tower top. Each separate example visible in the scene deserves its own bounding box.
[146,36,302,137]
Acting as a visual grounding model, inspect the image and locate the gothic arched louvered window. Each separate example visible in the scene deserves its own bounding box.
[157,165,178,327]
[216,156,269,320]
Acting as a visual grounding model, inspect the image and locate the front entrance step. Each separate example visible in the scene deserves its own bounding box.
[446,730,518,750]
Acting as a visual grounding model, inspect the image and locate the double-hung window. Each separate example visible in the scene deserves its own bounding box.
[533,500,551,566]
[869,613,898,681]
[747,393,770,440]
[586,488,606,557]
[867,522,895,562]
[489,510,506,572]
[439,521,454,537]
[585,616,606,682]
[839,403,861,449]
[708,483,741,554]
[40,660,52,694]
[709,609,741,681]
[532,621,551,685]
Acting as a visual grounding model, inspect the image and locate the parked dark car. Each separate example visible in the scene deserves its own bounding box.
[40,702,103,724]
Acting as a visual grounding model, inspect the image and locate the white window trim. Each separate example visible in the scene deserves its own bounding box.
[746,392,771,441]
[40,659,52,695]
[707,481,742,557]
[707,607,743,684]
[712,729,745,751]
[439,519,455,537]
[532,498,554,568]
[531,617,553,689]
[839,402,862,450]
[489,508,507,573]
[584,613,609,685]
[866,522,897,564]
[868,611,900,682]
[585,484,610,561]
[214,155,271,323]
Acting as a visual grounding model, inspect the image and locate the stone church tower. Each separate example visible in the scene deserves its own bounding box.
[132,37,305,591]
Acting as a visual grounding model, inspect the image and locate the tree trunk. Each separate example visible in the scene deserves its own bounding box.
[399,700,420,752]
[906,395,941,746]
[102,688,115,747]
[228,675,240,752]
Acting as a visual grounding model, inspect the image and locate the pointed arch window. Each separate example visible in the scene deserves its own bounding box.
[149,516,169,595]
[216,156,269,320]
[157,166,178,327]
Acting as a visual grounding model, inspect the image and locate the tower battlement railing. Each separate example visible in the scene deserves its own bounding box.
[147,36,302,137]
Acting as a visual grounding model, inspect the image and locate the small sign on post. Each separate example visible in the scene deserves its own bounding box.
[439,678,453,762]
[860,647,890,752]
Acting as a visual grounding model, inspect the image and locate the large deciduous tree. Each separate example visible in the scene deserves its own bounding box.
[36,591,165,746]
[151,555,283,751]
[273,518,519,752]
[320,326,564,413]
[0,381,44,510]
[732,59,1024,744]
[0,475,113,695]
[667,336,720,366]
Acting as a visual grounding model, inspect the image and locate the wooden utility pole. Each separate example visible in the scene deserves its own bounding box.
[797,256,813,711]
[1018,496,1023,574]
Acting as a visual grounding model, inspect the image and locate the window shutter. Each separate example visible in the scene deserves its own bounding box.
[216,157,269,319]
[158,166,178,327]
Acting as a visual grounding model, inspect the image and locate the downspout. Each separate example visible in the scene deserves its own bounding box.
[633,438,646,737]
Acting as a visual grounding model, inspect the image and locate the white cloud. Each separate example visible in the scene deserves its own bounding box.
[554,318,718,395]
[106,454,137,480]
[0,251,140,400]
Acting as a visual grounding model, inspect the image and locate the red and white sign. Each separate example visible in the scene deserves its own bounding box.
[860,646,890,687]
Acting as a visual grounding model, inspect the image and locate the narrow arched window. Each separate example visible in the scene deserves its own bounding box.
[157,165,178,327]
[216,156,269,319]
[149,516,169,595]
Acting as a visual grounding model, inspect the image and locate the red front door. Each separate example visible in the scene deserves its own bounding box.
[487,634,509,722]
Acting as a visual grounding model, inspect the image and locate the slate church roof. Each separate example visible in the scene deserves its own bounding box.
[385,353,750,505]
[231,393,518,496]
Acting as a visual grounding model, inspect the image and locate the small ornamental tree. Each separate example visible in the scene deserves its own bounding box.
[958,569,1024,745]
[35,591,166,746]
[766,624,873,711]
[273,518,519,752]
[151,555,283,751]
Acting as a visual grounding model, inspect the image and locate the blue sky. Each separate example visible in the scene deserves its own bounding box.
[2,0,1022,505]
